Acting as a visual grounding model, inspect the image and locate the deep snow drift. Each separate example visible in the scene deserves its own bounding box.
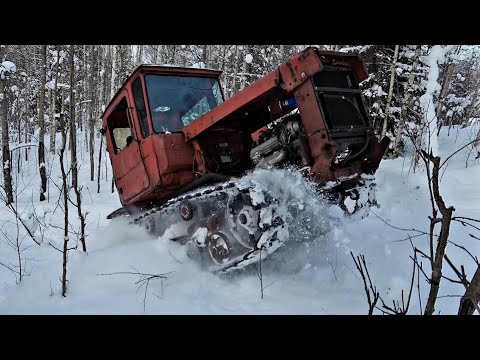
[0,123,479,314]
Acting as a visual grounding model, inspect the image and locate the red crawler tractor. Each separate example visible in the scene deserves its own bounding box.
[101,47,390,272]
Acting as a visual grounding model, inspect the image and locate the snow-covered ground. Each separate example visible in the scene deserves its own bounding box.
[0,124,479,314]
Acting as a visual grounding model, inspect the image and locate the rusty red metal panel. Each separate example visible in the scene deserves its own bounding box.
[315,50,369,82]
[110,142,150,204]
[278,47,324,92]
[182,70,281,141]
[294,78,336,181]
[152,133,194,176]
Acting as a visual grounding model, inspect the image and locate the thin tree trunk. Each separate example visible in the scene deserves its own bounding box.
[423,152,454,315]
[110,45,117,99]
[1,77,14,204]
[99,46,106,112]
[89,45,96,181]
[49,45,60,155]
[24,97,28,163]
[152,45,159,64]
[59,54,69,297]
[240,46,248,91]
[381,45,399,138]
[231,46,240,97]
[97,133,103,193]
[38,45,47,201]
[136,45,143,65]
[169,45,176,64]
[68,45,87,253]
[394,46,422,157]
[435,60,456,135]
[222,46,230,98]
[202,45,208,68]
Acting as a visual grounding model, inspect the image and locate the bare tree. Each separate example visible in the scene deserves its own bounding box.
[435,52,457,135]
[381,45,399,138]
[394,45,422,157]
[88,45,96,182]
[0,55,14,204]
[110,45,117,99]
[38,45,48,201]
[416,148,455,315]
[97,130,103,193]
[68,45,87,253]
[49,45,60,155]
[58,45,70,297]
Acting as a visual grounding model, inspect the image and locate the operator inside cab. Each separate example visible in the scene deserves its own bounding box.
[151,107,184,133]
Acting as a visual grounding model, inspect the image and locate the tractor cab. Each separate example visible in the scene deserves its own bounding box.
[101,65,224,209]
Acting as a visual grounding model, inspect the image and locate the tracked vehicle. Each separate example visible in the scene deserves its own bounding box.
[101,47,390,272]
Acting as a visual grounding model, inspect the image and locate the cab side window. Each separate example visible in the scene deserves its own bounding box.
[106,96,134,154]
[132,77,150,138]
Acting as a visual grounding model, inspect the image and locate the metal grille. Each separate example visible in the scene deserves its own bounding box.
[323,94,365,129]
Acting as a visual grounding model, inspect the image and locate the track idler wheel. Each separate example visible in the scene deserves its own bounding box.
[179,200,193,221]
[206,232,231,265]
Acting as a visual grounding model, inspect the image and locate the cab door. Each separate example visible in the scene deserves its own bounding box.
[106,90,150,203]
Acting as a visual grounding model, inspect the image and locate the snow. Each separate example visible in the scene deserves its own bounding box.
[245,54,253,64]
[0,123,479,314]
[46,80,70,90]
[0,61,16,79]
[419,45,455,156]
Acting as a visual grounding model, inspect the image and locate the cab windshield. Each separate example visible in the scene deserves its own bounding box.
[145,74,224,133]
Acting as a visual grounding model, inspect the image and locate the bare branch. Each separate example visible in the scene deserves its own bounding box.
[97,269,173,312]
[452,218,480,232]
[448,240,479,265]
[6,203,40,246]
[444,255,469,289]
[350,252,379,314]
[370,210,430,235]
[440,138,480,169]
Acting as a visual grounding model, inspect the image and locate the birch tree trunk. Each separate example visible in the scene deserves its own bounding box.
[222,46,231,98]
[435,59,456,134]
[231,45,240,97]
[136,45,143,65]
[394,46,421,157]
[381,45,399,138]
[49,45,60,155]
[88,45,96,181]
[171,45,177,64]
[240,46,247,91]
[152,45,159,64]
[55,47,71,297]
[1,76,13,204]
[68,45,87,253]
[38,45,47,201]
[110,45,117,99]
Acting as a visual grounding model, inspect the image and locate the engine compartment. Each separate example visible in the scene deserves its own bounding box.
[250,113,311,169]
